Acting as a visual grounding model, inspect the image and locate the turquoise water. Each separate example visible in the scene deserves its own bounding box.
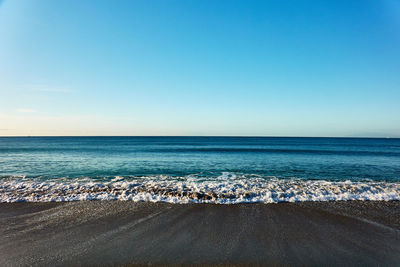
[0,137,399,203]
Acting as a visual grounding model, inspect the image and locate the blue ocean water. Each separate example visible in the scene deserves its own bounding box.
[0,137,399,203]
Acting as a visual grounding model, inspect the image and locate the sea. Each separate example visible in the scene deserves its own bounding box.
[0,136,399,203]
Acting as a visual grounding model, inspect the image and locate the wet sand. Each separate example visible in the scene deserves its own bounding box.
[0,201,399,266]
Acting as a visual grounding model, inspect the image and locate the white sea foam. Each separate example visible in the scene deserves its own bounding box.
[0,173,399,203]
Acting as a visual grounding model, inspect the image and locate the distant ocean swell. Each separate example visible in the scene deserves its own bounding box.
[1,173,399,203]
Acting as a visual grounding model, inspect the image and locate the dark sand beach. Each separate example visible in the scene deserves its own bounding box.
[1,201,399,266]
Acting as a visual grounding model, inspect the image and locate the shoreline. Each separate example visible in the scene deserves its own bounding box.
[1,201,399,266]
[2,176,399,203]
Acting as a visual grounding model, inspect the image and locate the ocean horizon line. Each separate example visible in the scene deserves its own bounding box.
[0,135,399,139]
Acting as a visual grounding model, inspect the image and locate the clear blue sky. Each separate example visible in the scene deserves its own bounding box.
[0,0,399,136]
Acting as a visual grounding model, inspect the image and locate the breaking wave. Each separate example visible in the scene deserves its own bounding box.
[1,173,399,203]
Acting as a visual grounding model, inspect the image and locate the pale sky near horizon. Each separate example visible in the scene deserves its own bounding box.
[0,0,400,137]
